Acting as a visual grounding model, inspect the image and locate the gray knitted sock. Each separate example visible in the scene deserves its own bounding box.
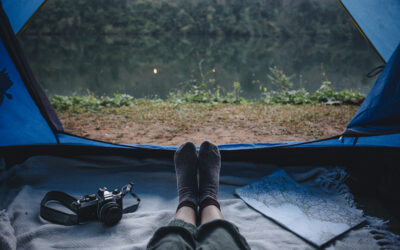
[198,141,221,203]
[174,142,198,209]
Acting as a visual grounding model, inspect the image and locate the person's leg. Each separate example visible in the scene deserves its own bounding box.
[146,217,197,250]
[200,205,223,225]
[147,142,199,250]
[198,204,250,250]
[197,141,251,250]
[197,219,251,250]
[175,206,196,225]
[198,141,221,211]
[175,142,198,212]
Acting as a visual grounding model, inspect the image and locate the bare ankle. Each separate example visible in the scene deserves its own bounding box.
[200,204,223,225]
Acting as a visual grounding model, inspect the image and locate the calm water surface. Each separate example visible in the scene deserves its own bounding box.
[19,34,382,99]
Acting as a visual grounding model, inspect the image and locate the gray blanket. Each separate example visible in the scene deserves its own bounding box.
[0,155,398,249]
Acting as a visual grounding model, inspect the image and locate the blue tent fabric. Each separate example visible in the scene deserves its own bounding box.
[1,1,400,153]
[345,43,400,136]
[0,39,57,146]
[58,133,131,148]
[1,0,46,34]
[0,2,63,137]
[58,134,400,150]
[339,0,400,62]
[355,133,400,147]
[58,133,300,150]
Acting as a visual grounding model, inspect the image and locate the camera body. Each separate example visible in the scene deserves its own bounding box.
[72,187,124,226]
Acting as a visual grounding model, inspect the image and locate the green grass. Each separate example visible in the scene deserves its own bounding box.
[50,83,365,112]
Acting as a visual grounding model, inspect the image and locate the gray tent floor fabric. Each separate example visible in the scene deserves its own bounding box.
[0,155,398,250]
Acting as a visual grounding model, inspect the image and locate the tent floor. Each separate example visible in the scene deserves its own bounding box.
[0,154,399,249]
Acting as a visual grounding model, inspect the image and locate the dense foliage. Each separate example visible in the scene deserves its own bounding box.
[27,0,358,41]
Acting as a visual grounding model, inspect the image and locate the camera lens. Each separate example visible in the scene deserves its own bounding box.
[98,202,122,226]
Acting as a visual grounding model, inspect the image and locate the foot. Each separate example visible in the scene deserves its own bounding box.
[174,142,198,210]
[198,141,221,205]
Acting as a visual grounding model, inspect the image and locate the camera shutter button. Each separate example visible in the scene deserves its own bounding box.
[98,188,106,195]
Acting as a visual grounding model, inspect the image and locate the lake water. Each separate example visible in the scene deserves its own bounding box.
[19,34,382,99]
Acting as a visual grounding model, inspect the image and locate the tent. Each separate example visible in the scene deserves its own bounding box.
[1,0,400,249]
[0,0,400,166]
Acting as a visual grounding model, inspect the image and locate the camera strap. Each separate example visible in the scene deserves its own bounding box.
[121,182,141,213]
[40,191,79,225]
[123,192,140,213]
[40,183,141,226]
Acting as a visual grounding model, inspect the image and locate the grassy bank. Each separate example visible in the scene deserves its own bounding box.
[52,83,362,145]
[51,77,365,111]
[57,102,359,145]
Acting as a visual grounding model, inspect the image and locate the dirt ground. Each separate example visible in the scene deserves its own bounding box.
[58,103,359,145]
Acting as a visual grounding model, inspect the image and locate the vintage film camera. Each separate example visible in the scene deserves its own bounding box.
[40,182,140,226]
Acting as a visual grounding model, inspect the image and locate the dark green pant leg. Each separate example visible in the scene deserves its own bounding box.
[147,219,197,250]
[196,219,251,250]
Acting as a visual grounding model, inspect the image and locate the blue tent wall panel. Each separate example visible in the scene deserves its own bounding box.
[58,134,298,150]
[293,135,400,148]
[58,133,130,148]
[355,133,400,147]
[1,0,46,34]
[127,142,299,151]
[0,40,57,146]
[292,137,355,148]
[57,135,400,150]
[346,43,400,136]
[340,0,400,62]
